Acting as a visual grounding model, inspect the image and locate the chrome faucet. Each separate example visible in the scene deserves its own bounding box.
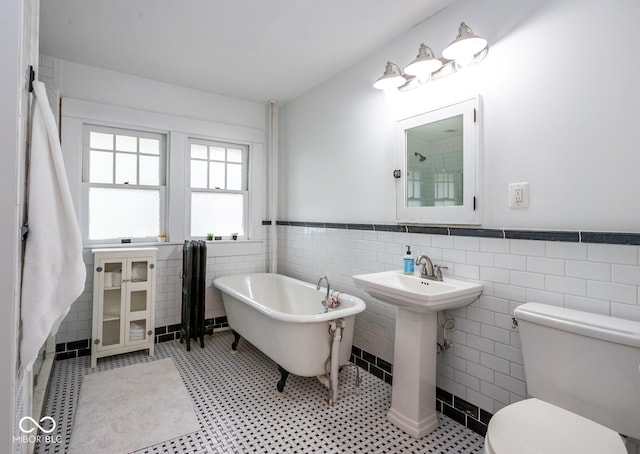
[415,255,434,278]
[317,275,330,312]
[415,255,447,281]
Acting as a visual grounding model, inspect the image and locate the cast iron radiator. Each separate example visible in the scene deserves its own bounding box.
[180,240,207,350]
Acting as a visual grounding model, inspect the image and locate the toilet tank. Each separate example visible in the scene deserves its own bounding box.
[515,302,640,439]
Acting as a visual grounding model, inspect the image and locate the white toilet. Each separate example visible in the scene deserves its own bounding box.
[484,303,640,454]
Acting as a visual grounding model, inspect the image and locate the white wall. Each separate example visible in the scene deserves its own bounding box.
[0,3,21,448]
[276,0,640,446]
[1,0,39,451]
[40,58,271,345]
[56,59,265,130]
[279,0,640,232]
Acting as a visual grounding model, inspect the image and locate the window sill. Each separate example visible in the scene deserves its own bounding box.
[83,239,264,258]
[83,241,174,249]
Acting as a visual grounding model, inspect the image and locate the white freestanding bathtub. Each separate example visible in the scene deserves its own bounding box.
[213,273,366,403]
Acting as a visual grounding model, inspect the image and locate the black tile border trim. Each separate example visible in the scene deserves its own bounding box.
[272,220,640,245]
[350,345,393,386]
[450,227,504,238]
[351,345,492,437]
[55,316,229,360]
[581,231,640,245]
[373,224,407,232]
[504,229,579,242]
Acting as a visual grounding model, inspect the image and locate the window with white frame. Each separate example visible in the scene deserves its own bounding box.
[83,125,166,241]
[189,139,248,237]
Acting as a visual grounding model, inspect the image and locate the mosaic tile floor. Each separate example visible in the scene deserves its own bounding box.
[36,331,485,453]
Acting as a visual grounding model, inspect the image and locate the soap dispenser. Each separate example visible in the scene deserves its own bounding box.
[403,245,414,275]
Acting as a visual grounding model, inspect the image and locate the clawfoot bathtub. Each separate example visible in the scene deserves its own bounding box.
[213,273,366,404]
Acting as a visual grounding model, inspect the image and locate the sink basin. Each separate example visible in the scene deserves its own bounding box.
[352,270,482,312]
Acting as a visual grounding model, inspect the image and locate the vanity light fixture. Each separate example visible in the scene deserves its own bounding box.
[373,22,488,91]
[442,22,488,68]
[373,61,407,90]
[404,44,443,81]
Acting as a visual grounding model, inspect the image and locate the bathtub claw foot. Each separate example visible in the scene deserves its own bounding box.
[277,365,290,393]
[231,330,241,351]
[327,388,336,406]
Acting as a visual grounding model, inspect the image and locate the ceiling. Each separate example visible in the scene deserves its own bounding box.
[39,0,457,104]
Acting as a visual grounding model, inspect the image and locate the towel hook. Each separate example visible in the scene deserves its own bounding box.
[28,66,35,93]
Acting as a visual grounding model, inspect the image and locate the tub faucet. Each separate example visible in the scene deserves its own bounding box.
[317,275,330,312]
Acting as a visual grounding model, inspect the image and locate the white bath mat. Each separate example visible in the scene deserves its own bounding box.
[68,357,199,454]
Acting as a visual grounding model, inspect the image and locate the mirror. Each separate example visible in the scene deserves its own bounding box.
[396,96,479,224]
[406,114,464,208]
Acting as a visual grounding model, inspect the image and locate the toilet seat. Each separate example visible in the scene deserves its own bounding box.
[484,398,626,454]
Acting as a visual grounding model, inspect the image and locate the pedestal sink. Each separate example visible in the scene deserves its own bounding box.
[352,270,482,438]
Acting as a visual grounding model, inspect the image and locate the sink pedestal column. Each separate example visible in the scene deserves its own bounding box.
[387,308,439,438]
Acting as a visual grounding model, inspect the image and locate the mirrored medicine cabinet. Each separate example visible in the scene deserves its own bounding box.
[395,96,480,225]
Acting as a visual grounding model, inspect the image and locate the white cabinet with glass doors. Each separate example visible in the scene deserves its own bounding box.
[91,248,157,368]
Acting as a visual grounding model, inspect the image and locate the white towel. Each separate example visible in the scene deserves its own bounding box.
[20,80,86,372]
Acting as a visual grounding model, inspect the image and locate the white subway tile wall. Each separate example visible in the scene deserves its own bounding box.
[275,225,640,420]
[55,229,270,345]
[51,223,640,450]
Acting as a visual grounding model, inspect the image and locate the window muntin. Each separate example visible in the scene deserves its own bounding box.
[83,125,166,241]
[86,127,163,186]
[189,139,249,237]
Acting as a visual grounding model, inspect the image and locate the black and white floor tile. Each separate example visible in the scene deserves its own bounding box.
[36,331,485,453]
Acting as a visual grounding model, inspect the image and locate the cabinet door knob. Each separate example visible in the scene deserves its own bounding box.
[96,266,103,272]
[147,330,153,336]
[149,264,155,269]
[94,339,100,345]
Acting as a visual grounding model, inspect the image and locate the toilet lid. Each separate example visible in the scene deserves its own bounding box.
[485,398,626,454]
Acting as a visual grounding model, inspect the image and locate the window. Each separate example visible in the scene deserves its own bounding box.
[64,98,264,247]
[407,170,421,205]
[189,139,249,237]
[434,171,458,206]
[83,125,166,241]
